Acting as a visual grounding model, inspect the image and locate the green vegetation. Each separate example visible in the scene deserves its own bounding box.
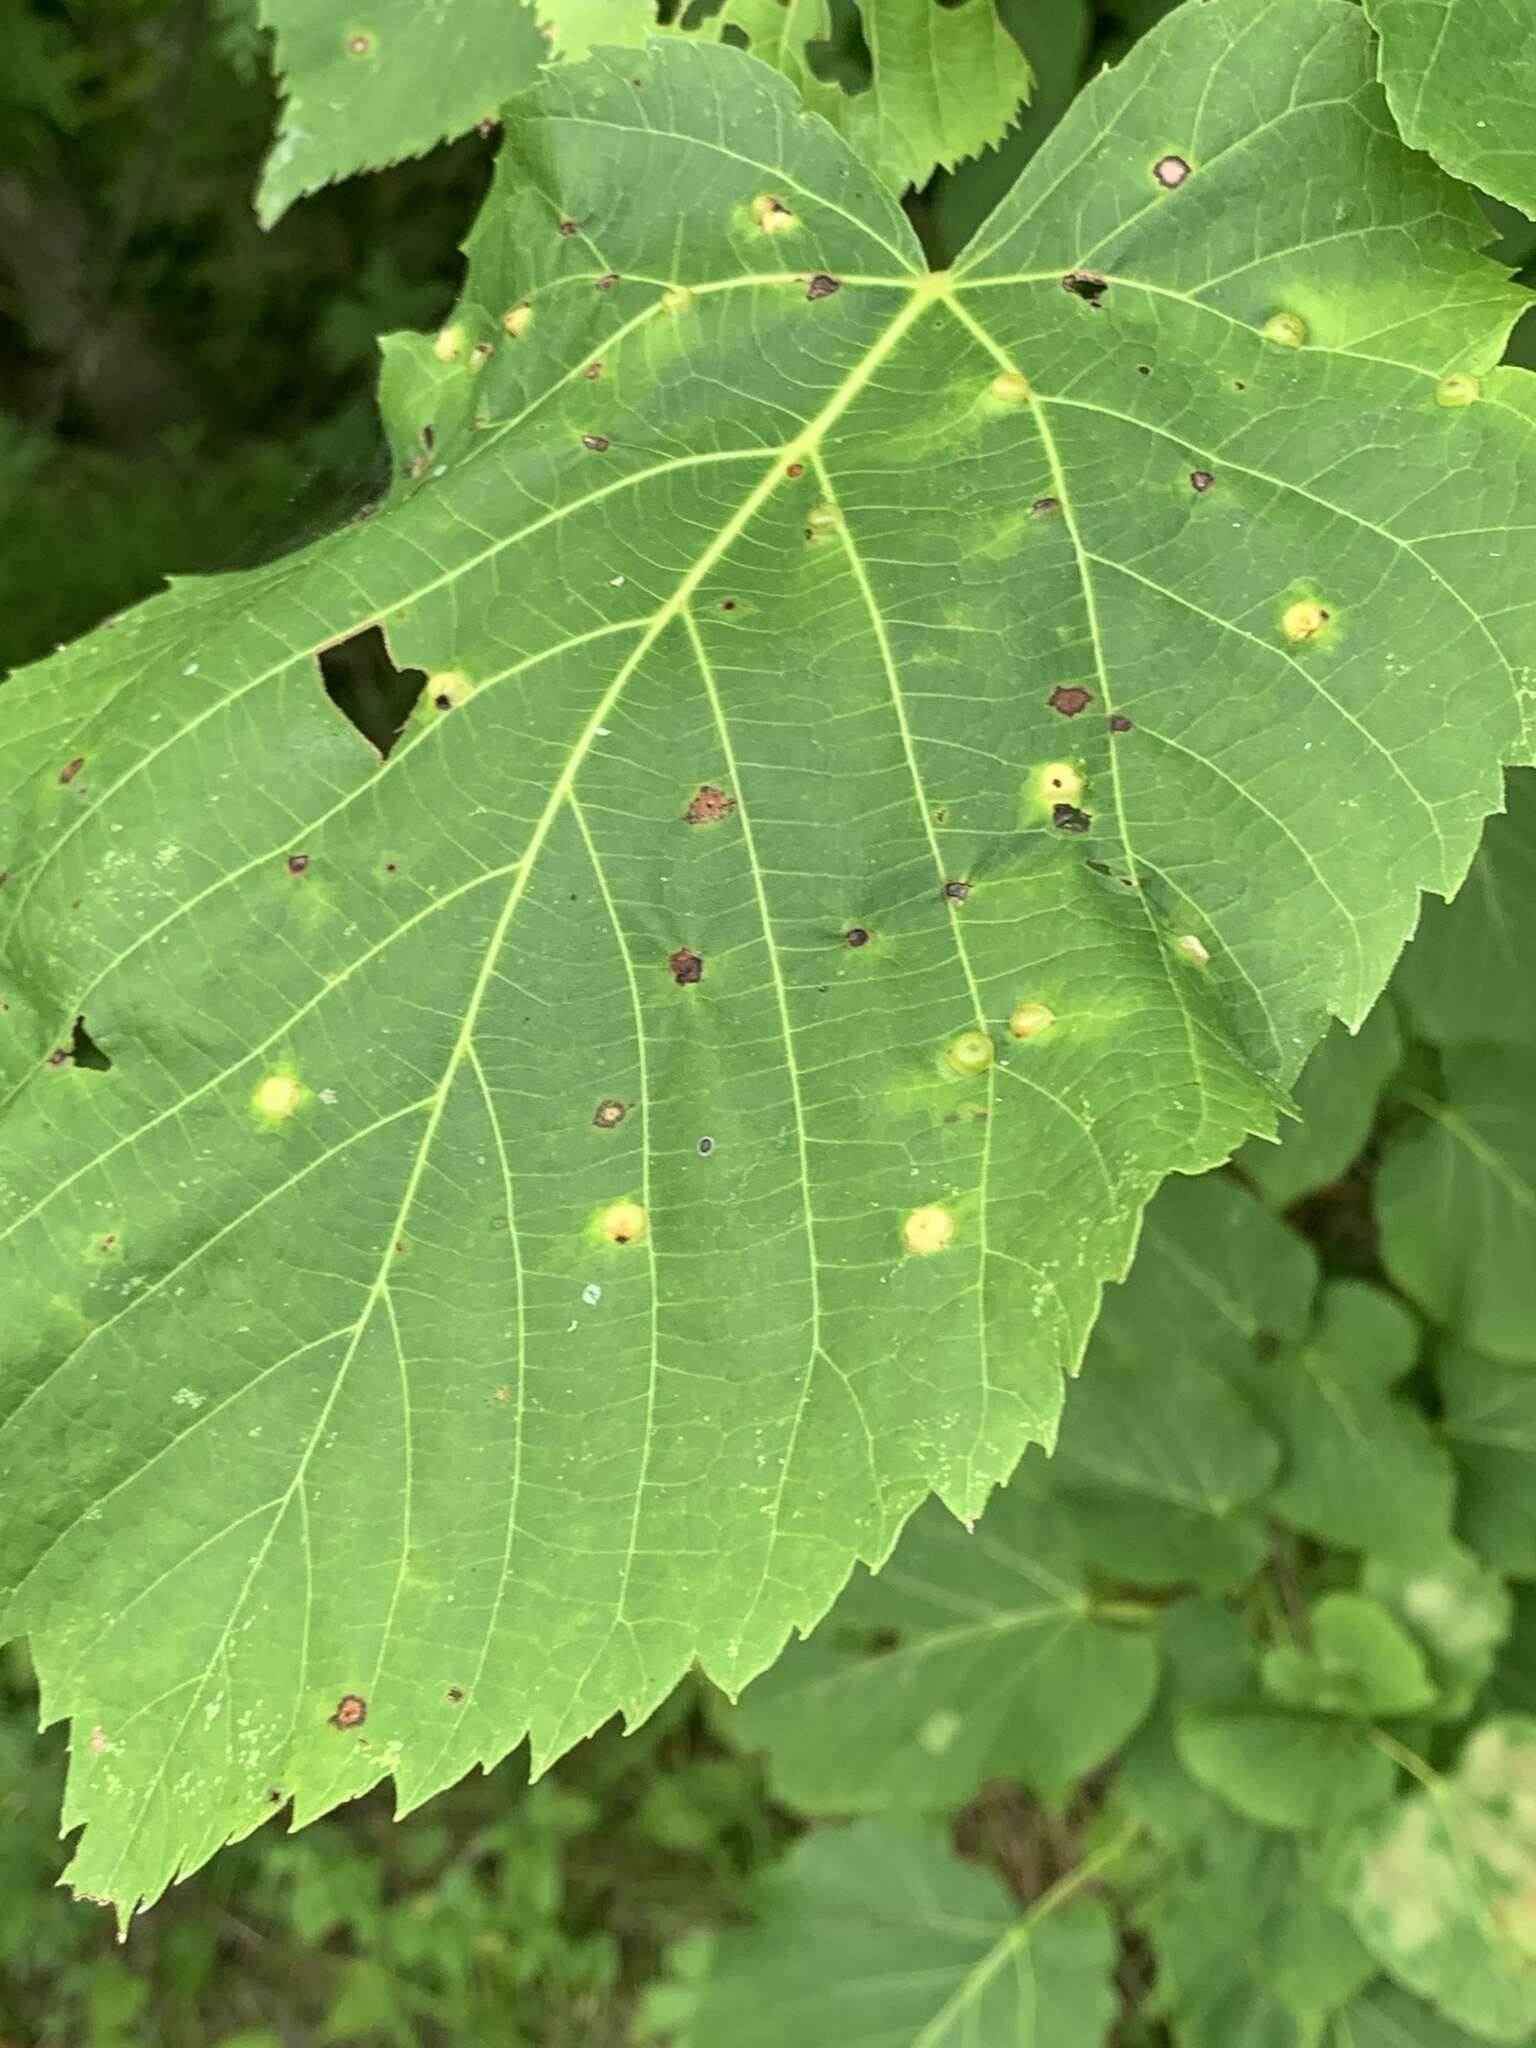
[3,2,1536,2041]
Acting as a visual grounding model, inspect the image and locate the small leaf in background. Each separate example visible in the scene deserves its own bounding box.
[1328,1985,1505,2047]
[1120,1598,1259,1850]
[1176,1709,1397,1834]
[1363,1545,1513,1725]
[689,1821,1120,2048]
[1379,1050,1536,1363]
[1046,1180,1281,1588]
[1394,772,1536,1051]
[1119,1173,1320,1351]
[921,0,1093,263]
[1364,0,1536,222]
[1262,1594,1437,1720]
[1245,1283,1456,1559]
[1238,1001,1403,1211]
[1438,1346,1536,1576]
[1332,1717,1536,2043]
[1490,1588,1536,1717]
[1148,1809,1374,2045]
[729,1470,1158,1815]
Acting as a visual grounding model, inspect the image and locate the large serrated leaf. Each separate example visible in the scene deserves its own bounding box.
[2,0,1535,1918]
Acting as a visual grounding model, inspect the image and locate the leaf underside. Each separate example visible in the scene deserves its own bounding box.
[2,0,1535,1916]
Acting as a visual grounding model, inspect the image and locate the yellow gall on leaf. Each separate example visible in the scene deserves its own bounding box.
[502,303,533,339]
[599,1200,648,1246]
[428,670,474,711]
[989,371,1031,404]
[434,323,466,363]
[1037,760,1086,806]
[1174,933,1211,968]
[1281,600,1331,643]
[661,286,696,314]
[944,1029,995,1077]
[254,1072,303,1121]
[751,193,796,234]
[1436,372,1481,407]
[903,1206,956,1256]
[1262,312,1307,348]
[1009,1002,1056,1040]
[804,502,841,538]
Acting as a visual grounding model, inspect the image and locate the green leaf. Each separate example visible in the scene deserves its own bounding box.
[1364,0,1536,222]
[1379,1052,1536,1363]
[3,0,1535,1915]
[1394,772,1536,1053]
[1245,1284,1457,1561]
[1177,1708,1398,1833]
[923,0,1092,264]
[1362,1545,1513,1724]
[1329,1986,1504,2048]
[1262,1594,1438,1720]
[712,0,1033,195]
[1491,1586,1536,1717]
[1150,1811,1374,2046]
[1237,1000,1403,1211]
[690,1821,1120,2048]
[256,0,557,225]
[1439,1347,1536,1578]
[1332,1717,1536,2043]
[1130,1172,1319,1353]
[728,1465,1158,1815]
[1120,1597,1260,1849]
[1048,1186,1282,1588]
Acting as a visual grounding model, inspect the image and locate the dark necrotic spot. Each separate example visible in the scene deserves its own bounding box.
[1049,686,1092,717]
[1030,497,1060,518]
[558,218,579,236]
[593,1098,628,1129]
[329,1693,367,1730]
[287,852,310,875]
[1137,364,1152,377]
[59,757,85,785]
[70,1016,112,1070]
[582,434,610,452]
[786,461,804,478]
[1190,470,1215,492]
[697,1136,714,1156]
[943,880,971,902]
[595,273,618,291]
[806,273,841,300]
[421,423,435,452]
[845,926,871,948]
[669,948,704,985]
[685,784,735,825]
[1109,713,1134,733]
[1062,271,1107,305]
[319,625,426,759]
[720,598,737,611]
[1052,803,1092,833]
[583,362,602,380]
[267,1788,285,1803]
[446,1685,465,1704]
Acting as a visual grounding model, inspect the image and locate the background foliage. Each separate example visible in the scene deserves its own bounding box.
[3,0,1536,2042]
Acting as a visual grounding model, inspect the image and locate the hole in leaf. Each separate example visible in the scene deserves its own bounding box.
[318,627,426,758]
[1062,271,1107,305]
[70,1016,112,1071]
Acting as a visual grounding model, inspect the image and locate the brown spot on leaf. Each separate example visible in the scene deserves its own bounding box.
[347,32,372,55]
[593,1098,628,1129]
[267,1788,284,1803]
[1049,686,1092,717]
[558,218,579,236]
[806,273,840,300]
[845,927,871,947]
[329,1694,367,1730]
[1062,271,1107,305]
[90,1725,108,1754]
[446,1685,465,1704]
[669,948,704,985]
[1052,803,1092,833]
[1031,497,1060,518]
[48,1047,69,1067]
[581,434,610,452]
[944,880,971,902]
[1189,470,1215,492]
[685,784,735,825]
[1109,713,1133,733]
[596,273,618,291]
[583,362,602,380]
[59,757,85,785]
[786,461,804,478]
[1153,154,1191,188]
[287,853,310,875]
